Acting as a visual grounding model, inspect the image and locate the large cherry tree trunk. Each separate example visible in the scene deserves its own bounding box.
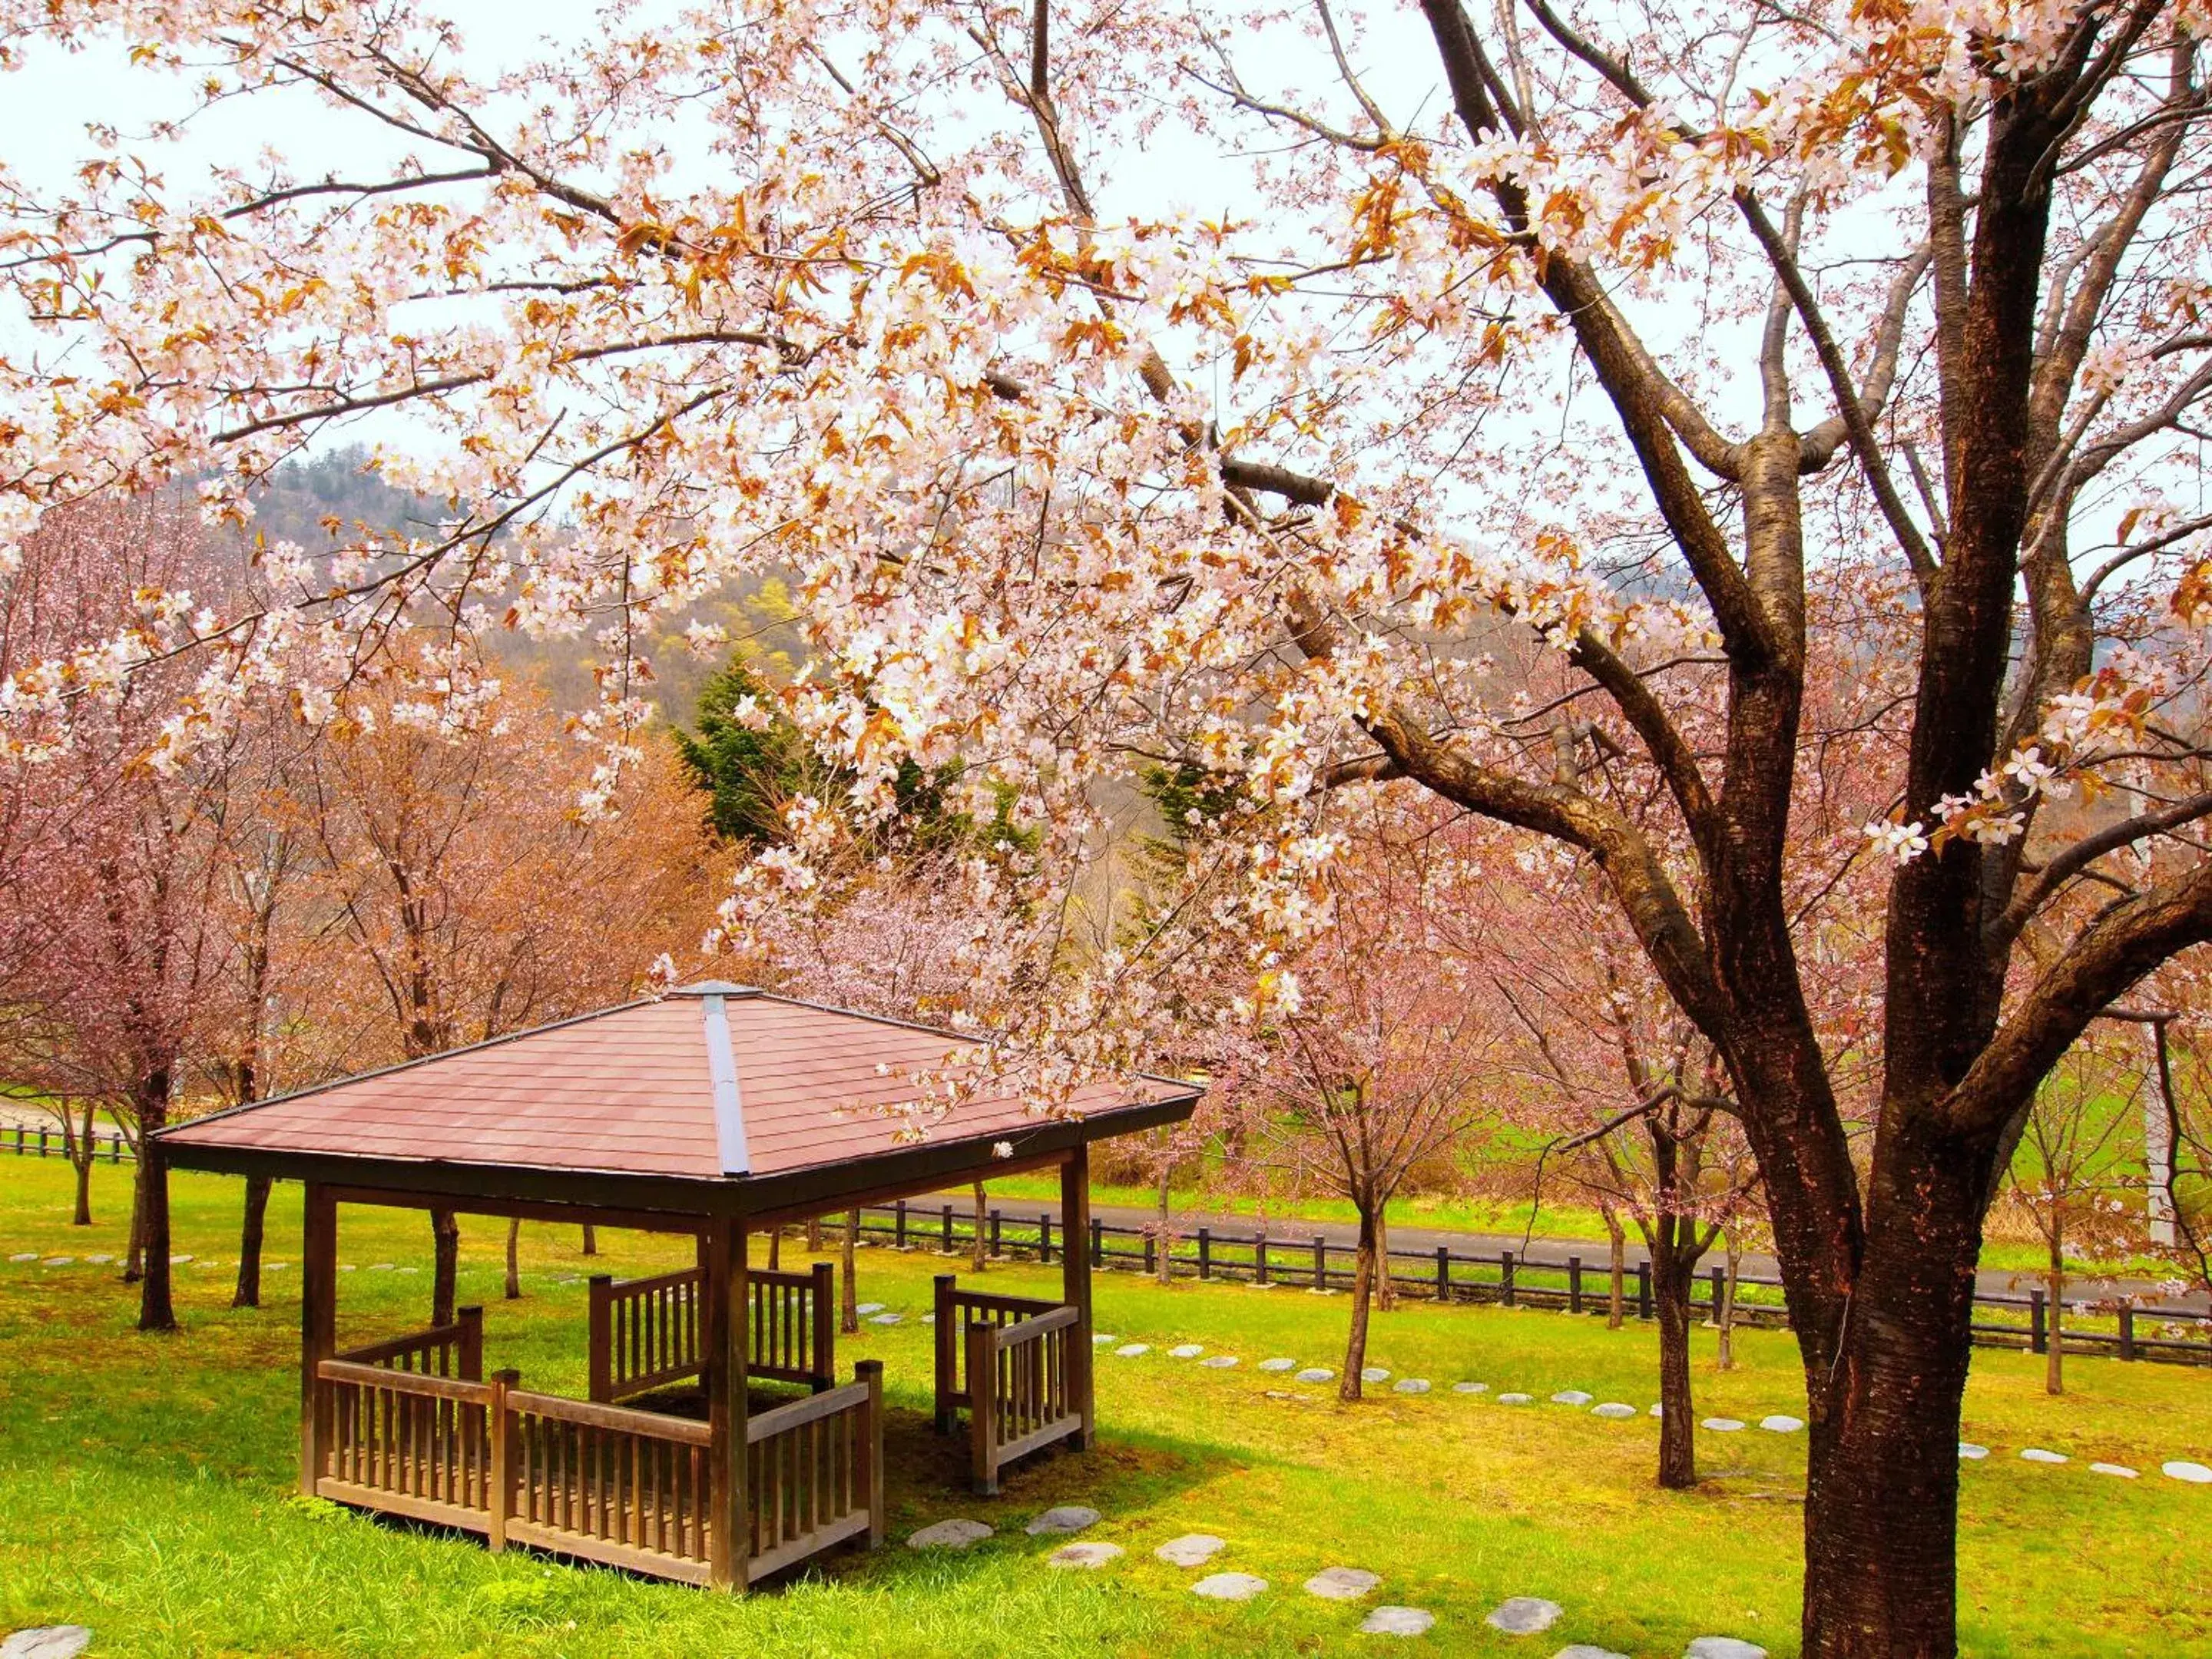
[1648,1222,1701,1490]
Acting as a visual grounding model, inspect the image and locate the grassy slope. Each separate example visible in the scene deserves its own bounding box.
[2,1162,2207,1658]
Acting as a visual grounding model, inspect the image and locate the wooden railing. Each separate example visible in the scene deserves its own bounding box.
[589,1263,836,1402]
[931,1275,1059,1433]
[314,1359,498,1533]
[965,1306,1082,1495]
[505,1387,716,1584]
[743,1359,883,1583]
[335,1305,484,1379]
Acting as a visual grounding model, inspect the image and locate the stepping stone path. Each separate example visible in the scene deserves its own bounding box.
[1169,1344,1205,1359]
[1685,1641,1767,1659]
[1155,1534,1226,1567]
[1392,1378,1430,1395]
[869,1313,902,1325]
[1485,1597,1562,1635]
[1497,1392,1534,1406]
[0,1628,94,1659]
[1192,1572,1268,1601]
[1759,1416,1803,1433]
[1550,1390,1591,1406]
[855,1302,884,1315]
[2090,1463,2138,1479]
[1453,1382,1488,1395]
[2020,1448,2068,1465]
[1295,1367,1334,1384]
[1049,1542,1124,1569]
[1702,1418,1746,1432]
[1591,1402,1637,1420]
[1361,1607,1435,1637]
[1025,1505,1099,1535]
[1259,1357,1298,1373]
[1555,1648,1631,1659]
[1200,1355,1240,1369]
[1115,1343,1151,1357]
[907,1518,993,1550]
[1305,1567,1381,1600]
[2163,1460,2212,1483]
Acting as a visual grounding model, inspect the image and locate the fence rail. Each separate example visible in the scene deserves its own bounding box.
[851,1199,2212,1369]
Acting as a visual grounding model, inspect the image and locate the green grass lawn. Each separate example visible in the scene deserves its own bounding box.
[2,1161,2208,1657]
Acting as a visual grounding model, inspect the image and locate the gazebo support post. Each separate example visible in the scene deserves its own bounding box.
[300,1182,336,1497]
[1061,1145,1094,1449]
[704,1216,750,1591]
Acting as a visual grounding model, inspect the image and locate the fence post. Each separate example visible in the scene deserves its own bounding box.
[1197,1227,1211,1280]
[2030,1290,2047,1354]
[932,1274,958,1432]
[1091,1217,1104,1267]
[587,1275,614,1402]
[2118,1303,2137,1361]
[1568,1256,1583,1315]
[1434,1246,1450,1303]
[1637,1262,1654,1321]
[1313,1234,1328,1290]
[1501,1250,1517,1308]
[895,1200,908,1250]
[1144,1233,1157,1274]
[990,1209,1002,1257]
[108,1134,121,1164]
[1710,1266,1726,1323]
[858,1358,886,1545]
[456,1305,485,1381]
[967,1320,1002,1495]
[37,1128,48,1157]
[942,1204,954,1253]
[1255,1233,1270,1286]
[487,1367,520,1552]
[10,1126,19,1154]
[1040,1213,1053,1263]
[810,1260,836,1389]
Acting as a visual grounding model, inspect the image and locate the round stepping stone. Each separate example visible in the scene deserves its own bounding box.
[1191,1571,1268,1601]
[2161,1460,2212,1483]
[1649,1403,1664,1417]
[1486,1597,1562,1634]
[1200,1354,1240,1369]
[855,1302,884,1315]
[1025,1505,1099,1535]
[41,1257,74,1266]
[86,1253,113,1265]
[265,1261,286,1270]
[1959,1443,1988,1460]
[396,1265,419,1274]
[1555,1648,1631,1659]
[907,1518,993,1549]
[0,1627,95,1659]
[338,1264,357,1273]
[1259,1357,1298,1373]
[1048,1541,1124,1569]
[870,1312,902,1325]
[2020,1447,2068,1464]
[367,1263,392,1271]
[2090,1462,2138,1479]
[1685,1641,1767,1659]
[1702,1418,1745,1432]
[1294,1367,1334,1384]
[1115,1343,1150,1357]
[1168,1343,1204,1359]
[1092,1333,1116,1346]
[1497,1392,1534,1406]
[1550,1390,1591,1406]
[171,1254,194,1264]
[1393,1378,1430,1395]
[1305,1566,1381,1600]
[1759,1415,1803,1433]
[1591,1402,1637,1419]
[1453,1382,1488,1395]
[6,1253,36,1263]
[1155,1533,1226,1566]
[1361,1606,1435,1636]
[1361,1366,1390,1383]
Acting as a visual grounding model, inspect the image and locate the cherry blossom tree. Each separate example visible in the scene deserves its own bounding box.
[9,2,2212,1649]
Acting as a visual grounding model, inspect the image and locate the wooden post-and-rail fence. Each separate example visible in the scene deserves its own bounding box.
[588,1261,836,1402]
[930,1274,1087,1495]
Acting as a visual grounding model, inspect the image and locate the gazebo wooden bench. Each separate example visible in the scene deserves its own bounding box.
[154,982,1198,1591]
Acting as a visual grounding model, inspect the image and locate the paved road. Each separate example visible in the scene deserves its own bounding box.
[919,1188,2210,1316]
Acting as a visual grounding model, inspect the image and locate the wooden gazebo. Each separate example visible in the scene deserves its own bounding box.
[154,982,1200,1590]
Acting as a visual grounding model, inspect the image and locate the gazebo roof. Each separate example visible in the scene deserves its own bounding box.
[158,982,1200,1218]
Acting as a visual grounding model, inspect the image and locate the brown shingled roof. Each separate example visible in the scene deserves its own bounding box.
[158,984,1197,1200]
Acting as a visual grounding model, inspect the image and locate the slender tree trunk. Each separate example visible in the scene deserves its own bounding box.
[505,1217,523,1300]
[2045,1233,2065,1397]
[1372,1207,1397,1312]
[971,1182,988,1272]
[431,1207,460,1326]
[581,1224,598,1257]
[1155,1160,1174,1286]
[806,1216,822,1252]
[1340,1205,1379,1402]
[840,1210,859,1334]
[1716,1236,1741,1373]
[231,1176,271,1309]
[1651,1227,1698,1490]
[768,1227,782,1271]
[71,1149,94,1227]
[1799,1142,1987,1658]
[124,1163,147,1282]
[134,1068,175,1332]
[1605,1214,1626,1330]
